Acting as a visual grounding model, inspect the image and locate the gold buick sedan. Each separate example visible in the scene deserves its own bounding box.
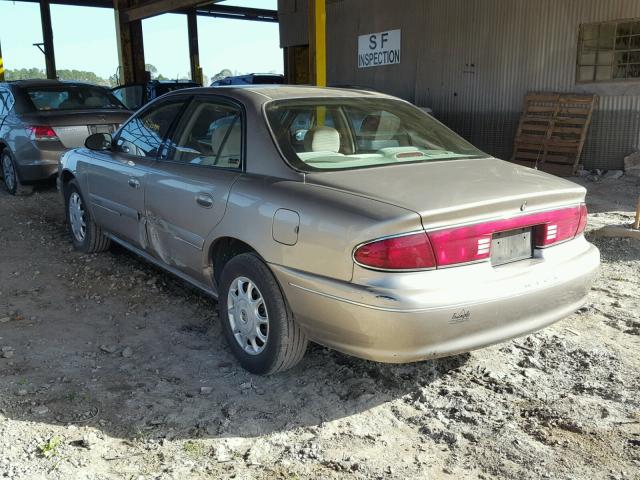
[58,86,600,374]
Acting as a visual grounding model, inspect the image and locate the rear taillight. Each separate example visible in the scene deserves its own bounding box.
[354,232,436,270]
[354,204,587,271]
[533,205,587,247]
[576,204,588,236]
[28,125,59,141]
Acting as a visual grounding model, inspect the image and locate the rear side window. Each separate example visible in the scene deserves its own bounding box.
[164,100,242,169]
[115,100,185,158]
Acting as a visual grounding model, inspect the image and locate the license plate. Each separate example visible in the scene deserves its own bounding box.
[89,124,115,134]
[491,228,533,266]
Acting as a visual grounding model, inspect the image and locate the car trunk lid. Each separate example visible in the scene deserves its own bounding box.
[305,158,586,230]
[22,110,131,148]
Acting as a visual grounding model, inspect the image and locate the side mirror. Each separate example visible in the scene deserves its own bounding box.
[85,133,112,151]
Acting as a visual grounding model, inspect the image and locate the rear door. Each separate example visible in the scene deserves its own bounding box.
[144,95,243,282]
[87,98,188,247]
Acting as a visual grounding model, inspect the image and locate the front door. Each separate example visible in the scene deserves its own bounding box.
[144,96,243,283]
[87,98,187,247]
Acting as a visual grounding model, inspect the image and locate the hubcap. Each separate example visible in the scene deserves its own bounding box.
[227,276,269,355]
[68,192,87,242]
[2,156,16,192]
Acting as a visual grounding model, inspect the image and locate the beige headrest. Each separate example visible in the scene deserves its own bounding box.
[360,112,401,139]
[304,126,340,153]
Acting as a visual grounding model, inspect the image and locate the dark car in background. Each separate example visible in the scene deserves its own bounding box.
[111,80,200,111]
[0,80,131,195]
[210,73,284,86]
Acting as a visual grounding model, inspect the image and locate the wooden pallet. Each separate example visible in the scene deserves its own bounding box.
[511,93,597,176]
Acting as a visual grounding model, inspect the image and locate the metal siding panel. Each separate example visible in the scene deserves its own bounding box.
[326,0,425,101]
[414,0,640,170]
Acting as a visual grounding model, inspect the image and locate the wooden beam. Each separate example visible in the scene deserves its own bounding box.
[187,9,202,85]
[308,0,326,86]
[114,0,146,84]
[194,5,278,23]
[11,0,278,22]
[122,0,208,23]
[39,0,57,79]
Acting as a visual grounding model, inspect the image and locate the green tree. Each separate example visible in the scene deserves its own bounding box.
[5,68,47,80]
[5,67,111,86]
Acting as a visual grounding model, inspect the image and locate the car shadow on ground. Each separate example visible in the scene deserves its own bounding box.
[0,187,471,442]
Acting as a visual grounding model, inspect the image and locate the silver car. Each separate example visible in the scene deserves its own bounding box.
[58,86,600,374]
[0,80,131,195]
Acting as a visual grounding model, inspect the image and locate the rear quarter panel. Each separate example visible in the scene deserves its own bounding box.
[207,174,423,282]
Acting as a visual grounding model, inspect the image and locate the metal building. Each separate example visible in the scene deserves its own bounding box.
[279,0,640,171]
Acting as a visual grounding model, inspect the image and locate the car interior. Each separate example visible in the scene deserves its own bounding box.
[170,102,242,168]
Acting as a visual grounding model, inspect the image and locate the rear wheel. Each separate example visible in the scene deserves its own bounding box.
[1,150,31,196]
[64,180,111,253]
[219,253,308,374]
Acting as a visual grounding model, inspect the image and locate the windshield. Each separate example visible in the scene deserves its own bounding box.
[265,98,485,171]
[25,85,126,111]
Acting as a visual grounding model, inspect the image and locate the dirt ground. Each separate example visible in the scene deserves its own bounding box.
[0,175,638,480]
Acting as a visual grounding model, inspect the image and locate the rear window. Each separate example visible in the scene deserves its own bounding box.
[265,97,486,172]
[25,85,126,111]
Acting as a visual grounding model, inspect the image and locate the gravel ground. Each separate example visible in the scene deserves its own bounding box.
[0,176,638,480]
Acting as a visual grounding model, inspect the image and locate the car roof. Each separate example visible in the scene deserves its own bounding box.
[166,85,392,103]
[8,79,107,88]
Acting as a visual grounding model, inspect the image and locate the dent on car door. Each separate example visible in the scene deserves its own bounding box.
[145,97,243,282]
[87,99,186,247]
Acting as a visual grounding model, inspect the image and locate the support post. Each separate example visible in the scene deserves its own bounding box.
[39,0,57,79]
[308,0,326,86]
[114,0,146,85]
[0,40,5,82]
[634,196,640,230]
[187,9,203,85]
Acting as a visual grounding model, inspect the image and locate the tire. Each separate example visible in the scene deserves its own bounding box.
[64,179,111,253]
[219,252,308,375]
[1,149,32,196]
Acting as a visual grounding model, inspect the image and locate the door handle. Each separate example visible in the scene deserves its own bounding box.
[128,177,140,189]
[196,193,213,208]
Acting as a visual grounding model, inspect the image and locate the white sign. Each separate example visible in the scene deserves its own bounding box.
[357,29,401,68]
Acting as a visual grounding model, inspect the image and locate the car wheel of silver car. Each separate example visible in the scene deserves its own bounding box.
[64,180,111,253]
[219,253,308,375]
[1,150,31,196]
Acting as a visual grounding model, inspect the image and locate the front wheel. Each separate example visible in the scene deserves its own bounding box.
[219,253,308,375]
[64,180,111,253]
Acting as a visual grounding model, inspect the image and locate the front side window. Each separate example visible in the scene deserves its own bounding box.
[577,19,640,82]
[25,85,126,111]
[165,100,242,169]
[0,91,9,116]
[115,100,185,157]
[266,98,485,172]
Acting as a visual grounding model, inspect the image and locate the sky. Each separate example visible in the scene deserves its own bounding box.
[0,0,282,81]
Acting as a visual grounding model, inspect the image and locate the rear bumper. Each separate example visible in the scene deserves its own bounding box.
[15,145,63,183]
[270,237,600,363]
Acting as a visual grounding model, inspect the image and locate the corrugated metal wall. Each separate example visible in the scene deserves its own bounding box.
[279,0,640,170]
